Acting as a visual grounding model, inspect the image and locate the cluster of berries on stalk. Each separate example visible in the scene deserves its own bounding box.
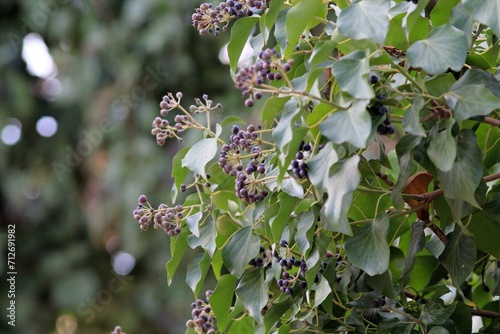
[248,246,270,268]
[152,93,221,145]
[372,297,387,308]
[192,1,270,36]
[186,291,216,334]
[132,195,184,236]
[367,95,393,135]
[291,141,311,180]
[274,240,307,295]
[235,48,295,107]
[218,124,270,203]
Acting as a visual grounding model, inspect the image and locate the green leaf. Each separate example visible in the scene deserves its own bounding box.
[172,146,191,189]
[444,69,500,123]
[449,301,472,334]
[365,270,397,299]
[391,135,422,211]
[166,227,189,285]
[222,226,260,278]
[439,230,476,287]
[264,298,293,333]
[345,214,390,276]
[421,300,457,325]
[186,211,202,237]
[485,193,500,226]
[187,219,217,257]
[437,130,483,208]
[462,0,500,36]
[313,276,332,307]
[402,95,426,137]
[337,0,390,45]
[295,210,315,255]
[320,99,372,148]
[407,24,468,75]
[386,18,409,50]
[427,119,456,172]
[321,155,361,236]
[261,96,290,129]
[428,326,450,334]
[228,316,255,334]
[235,268,269,323]
[228,17,259,73]
[308,142,339,192]
[284,0,325,58]
[430,0,460,27]
[186,251,211,297]
[330,51,374,99]
[182,124,221,178]
[399,221,426,288]
[260,0,285,43]
[211,274,238,332]
[269,192,298,240]
[469,211,500,259]
[425,73,456,97]
[450,3,474,46]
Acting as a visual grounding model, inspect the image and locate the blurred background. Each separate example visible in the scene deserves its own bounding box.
[0,0,248,333]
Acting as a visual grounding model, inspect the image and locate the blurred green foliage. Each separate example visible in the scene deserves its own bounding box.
[0,0,245,332]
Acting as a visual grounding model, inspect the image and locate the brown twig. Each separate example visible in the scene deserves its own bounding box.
[485,117,500,127]
[377,172,395,187]
[404,290,500,319]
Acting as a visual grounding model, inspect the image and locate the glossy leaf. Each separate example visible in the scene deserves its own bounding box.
[345,214,390,276]
[439,231,476,287]
[186,211,202,237]
[320,99,372,148]
[427,119,456,172]
[462,0,500,36]
[330,51,374,99]
[187,219,217,257]
[337,0,390,45]
[321,155,361,235]
[313,276,332,308]
[221,226,261,278]
[182,124,221,179]
[295,210,315,255]
[211,274,238,332]
[402,95,426,137]
[235,268,269,323]
[437,130,483,208]
[228,17,259,73]
[166,228,189,285]
[407,24,468,74]
[186,251,211,296]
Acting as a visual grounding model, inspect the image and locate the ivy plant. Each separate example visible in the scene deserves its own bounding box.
[132,0,500,333]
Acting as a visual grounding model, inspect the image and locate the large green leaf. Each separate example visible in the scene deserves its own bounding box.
[295,210,315,255]
[439,230,476,287]
[187,219,217,257]
[166,227,189,285]
[211,274,238,332]
[227,316,255,333]
[321,155,361,236]
[182,124,221,179]
[462,0,500,36]
[235,268,269,323]
[313,276,332,307]
[284,0,325,58]
[437,130,483,208]
[345,214,390,276]
[186,211,202,237]
[186,251,211,297]
[402,95,426,137]
[444,69,500,123]
[407,24,468,75]
[269,192,298,240]
[469,211,500,259]
[221,226,261,278]
[171,146,190,188]
[319,99,372,148]
[427,119,456,172]
[430,0,460,27]
[421,300,457,325]
[228,17,259,73]
[307,142,339,193]
[330,51,374,99]
[399,221,426,288]
[337,0,390,45]
[391,135,422,211]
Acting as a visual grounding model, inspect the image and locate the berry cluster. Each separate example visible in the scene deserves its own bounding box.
[291,141,310,179]
[234,48,295,106]
[186,291,216,334]
[218,124,270,203]
[189,94,222,114]
[248,246,269,268]
[274,240,307,295]
[367,95,393,135]
[372,297,387,308]
[192,1,269,36]
[132,195,184,236]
